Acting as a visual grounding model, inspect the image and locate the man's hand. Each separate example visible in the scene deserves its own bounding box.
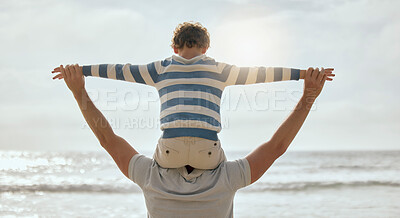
[52,64,85,95]
[303,67,334,103]
[300,67,334,80]
[52,65,83,80]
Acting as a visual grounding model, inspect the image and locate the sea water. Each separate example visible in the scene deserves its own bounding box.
[1,150,399,217]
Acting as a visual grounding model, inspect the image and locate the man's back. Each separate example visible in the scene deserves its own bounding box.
[128,154,251,218]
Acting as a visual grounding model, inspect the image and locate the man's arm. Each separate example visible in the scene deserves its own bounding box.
[55,64,138,178]
[218,62,334,87]
[52,61,162,87]
[245,67,335,184]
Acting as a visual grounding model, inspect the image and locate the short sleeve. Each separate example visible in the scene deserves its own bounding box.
[225,158,252,191]
[128,154,153,187]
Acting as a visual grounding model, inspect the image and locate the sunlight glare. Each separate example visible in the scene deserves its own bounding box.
[212,19,289,67]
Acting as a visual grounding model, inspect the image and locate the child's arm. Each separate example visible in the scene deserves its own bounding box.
[53,61,162,87]
[218,62,333,87]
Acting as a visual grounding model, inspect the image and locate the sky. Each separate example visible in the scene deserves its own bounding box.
[0,0,399,152]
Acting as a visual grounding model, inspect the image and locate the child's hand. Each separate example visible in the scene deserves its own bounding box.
[52,64,85,94]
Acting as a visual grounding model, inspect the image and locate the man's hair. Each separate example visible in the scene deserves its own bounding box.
[171,21,210,49]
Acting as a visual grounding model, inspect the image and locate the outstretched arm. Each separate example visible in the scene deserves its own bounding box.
[218,62,334,86]
[245,67,335,184]
[52,61,162,87]
[53,64,138,178]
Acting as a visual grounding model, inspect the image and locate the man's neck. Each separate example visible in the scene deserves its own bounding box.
[185,165,194,174]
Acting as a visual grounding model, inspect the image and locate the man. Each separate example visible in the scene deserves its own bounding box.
[53,63,334,217]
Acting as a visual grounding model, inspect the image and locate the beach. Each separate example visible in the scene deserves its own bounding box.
[1,150,399,217]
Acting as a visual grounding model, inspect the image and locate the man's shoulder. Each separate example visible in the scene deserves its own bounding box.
[219,158,252,188]
[130,154,157,167]
[128,154,157,181]
[202,158,251,178]
[220,158,250,171]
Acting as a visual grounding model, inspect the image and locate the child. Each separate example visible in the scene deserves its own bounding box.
[53,22,318,170]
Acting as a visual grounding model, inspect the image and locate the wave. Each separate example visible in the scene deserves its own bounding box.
[0,184,141,193]
[318,165,389,170]
[243,180,400,192]
[1,180,399,193]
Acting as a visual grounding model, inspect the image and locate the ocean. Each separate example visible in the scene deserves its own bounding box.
[0,150,399,217]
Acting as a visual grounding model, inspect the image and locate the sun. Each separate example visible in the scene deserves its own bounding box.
[212,19,287,67]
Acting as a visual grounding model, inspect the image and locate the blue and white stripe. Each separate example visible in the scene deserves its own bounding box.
[82,54,300,140]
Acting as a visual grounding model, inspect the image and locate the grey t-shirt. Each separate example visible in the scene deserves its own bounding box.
[128,154,251,218]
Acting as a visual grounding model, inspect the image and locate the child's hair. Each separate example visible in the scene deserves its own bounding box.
[171,21,210,49]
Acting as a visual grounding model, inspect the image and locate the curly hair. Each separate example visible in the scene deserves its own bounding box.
[171,21,210,49]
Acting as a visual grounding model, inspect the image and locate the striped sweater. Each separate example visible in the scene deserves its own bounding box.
[82,54,300,141]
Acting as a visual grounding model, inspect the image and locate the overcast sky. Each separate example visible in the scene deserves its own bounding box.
[0,0,399,152]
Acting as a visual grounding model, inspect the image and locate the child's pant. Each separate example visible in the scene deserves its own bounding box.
[153,136,227,169]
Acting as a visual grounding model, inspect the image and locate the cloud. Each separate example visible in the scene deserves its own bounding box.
[0,0,399,151]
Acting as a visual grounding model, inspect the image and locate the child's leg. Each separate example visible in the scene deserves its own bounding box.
[153,136,226,169]
[153,137,190,168]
